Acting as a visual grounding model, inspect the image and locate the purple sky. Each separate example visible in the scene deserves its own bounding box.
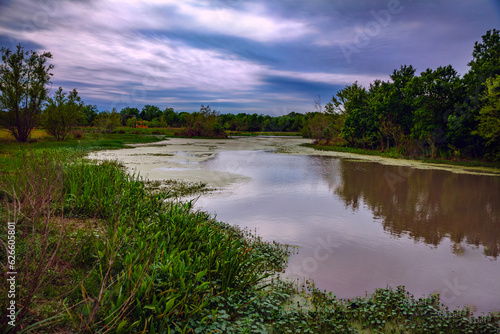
[1,0,499,115]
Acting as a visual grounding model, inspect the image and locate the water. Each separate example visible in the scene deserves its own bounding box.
[194,149,500,314]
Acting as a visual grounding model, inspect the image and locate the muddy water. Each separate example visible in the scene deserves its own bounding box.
[195,151,500,314]
[92,137,500,314]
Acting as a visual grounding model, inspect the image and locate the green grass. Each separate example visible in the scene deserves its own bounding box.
[0,128,168,175]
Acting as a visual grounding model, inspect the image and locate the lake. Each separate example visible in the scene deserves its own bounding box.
[92,137,500,314]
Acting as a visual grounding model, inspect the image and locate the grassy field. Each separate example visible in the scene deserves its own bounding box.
[1,129,499,333]
[0,128,168,176]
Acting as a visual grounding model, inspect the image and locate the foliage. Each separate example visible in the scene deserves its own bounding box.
[81,104,98,126]
[0,44,54,142]
[302,112,344,144]
[94,108,121,133]
[42,87,84,141]
[319,30,500,161]
[125,116,137,128]
[119,106,139,125]
[474,75,500,160]
[118,104,305,133]
[337,82,379,147]
[180,105,228,138]
[410,65,464,158]
[467,28,500,89]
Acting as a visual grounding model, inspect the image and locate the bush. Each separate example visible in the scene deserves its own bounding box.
[125,116,137,128]
[72,129,84,138]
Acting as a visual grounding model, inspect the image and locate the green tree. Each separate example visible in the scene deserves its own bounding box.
[388,65,416,135]
[95,108,121,133]
[335,82,376,147]
[81,104,98,126]
[303,112,334,143]
[140,104,161,121]
[42,87,84,141]
[474,75,500,160]
[0,44,54,142]
[364,79,403,151]
[162,107,177,127]
[182,105,227,138]
[126,116,137,128]
[410,65,463,157]
[467,29,500,90]
[120,107,140,125]
[450,29,500,156]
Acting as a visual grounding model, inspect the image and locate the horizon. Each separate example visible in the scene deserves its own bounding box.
[1,0,499,115]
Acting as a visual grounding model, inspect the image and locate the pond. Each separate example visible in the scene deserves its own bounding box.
[92,137,500,314]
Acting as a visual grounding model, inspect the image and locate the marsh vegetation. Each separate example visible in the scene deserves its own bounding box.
[1,133,499,333]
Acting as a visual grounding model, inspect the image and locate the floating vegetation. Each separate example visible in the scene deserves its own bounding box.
[144,179,211,197]
[129,152,175,157]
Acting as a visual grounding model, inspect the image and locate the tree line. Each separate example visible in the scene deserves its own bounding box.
[0,44,305,140]
[306,29,500,161]
[1,30,499,161]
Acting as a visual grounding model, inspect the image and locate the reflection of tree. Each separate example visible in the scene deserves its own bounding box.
[314,156,500,258]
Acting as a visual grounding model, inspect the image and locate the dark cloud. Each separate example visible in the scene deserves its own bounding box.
[0,0,498,115]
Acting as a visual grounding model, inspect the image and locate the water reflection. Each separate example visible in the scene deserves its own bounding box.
[195,150,500,312]
[314,157,500,258]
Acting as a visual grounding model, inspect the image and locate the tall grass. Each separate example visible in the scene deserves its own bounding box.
[1,150,286,332]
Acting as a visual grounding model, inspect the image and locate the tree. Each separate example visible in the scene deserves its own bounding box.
[162,107,178,127]
[140,104,161,121]
[366,79,404,151]
[181,105,227,138]
[388,65,416,135]
[95,109,121,133]
[410,65,463,157]
[42,87,83,141]
[303,112,335,143]
[474,75,500,160]
[120,107,139,125]
[335,82,376,147]
[466,29,500,91]
[81,104,98,126]
[450,29,500,156]
[0,44,54,142]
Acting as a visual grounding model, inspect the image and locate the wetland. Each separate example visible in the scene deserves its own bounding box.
[92,136,500,315]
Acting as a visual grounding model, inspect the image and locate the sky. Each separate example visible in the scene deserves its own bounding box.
[0,0,499,116]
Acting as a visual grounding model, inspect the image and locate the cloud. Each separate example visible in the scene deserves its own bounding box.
[0,0,499,114]
[165,0,316,43]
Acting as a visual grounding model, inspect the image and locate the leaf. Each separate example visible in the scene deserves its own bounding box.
[195,269,208,281]
[116,319,128,333]
[144,305,156,311]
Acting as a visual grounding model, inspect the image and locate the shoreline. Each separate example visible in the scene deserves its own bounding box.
[92,137,500,182]
[286,143,500,177]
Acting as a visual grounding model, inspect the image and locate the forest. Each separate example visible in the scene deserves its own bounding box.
[304,29,500,161]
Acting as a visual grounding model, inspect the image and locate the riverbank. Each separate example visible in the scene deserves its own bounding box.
[302,143,500,176]
[1,134,499,332]
[90,137,500,190]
